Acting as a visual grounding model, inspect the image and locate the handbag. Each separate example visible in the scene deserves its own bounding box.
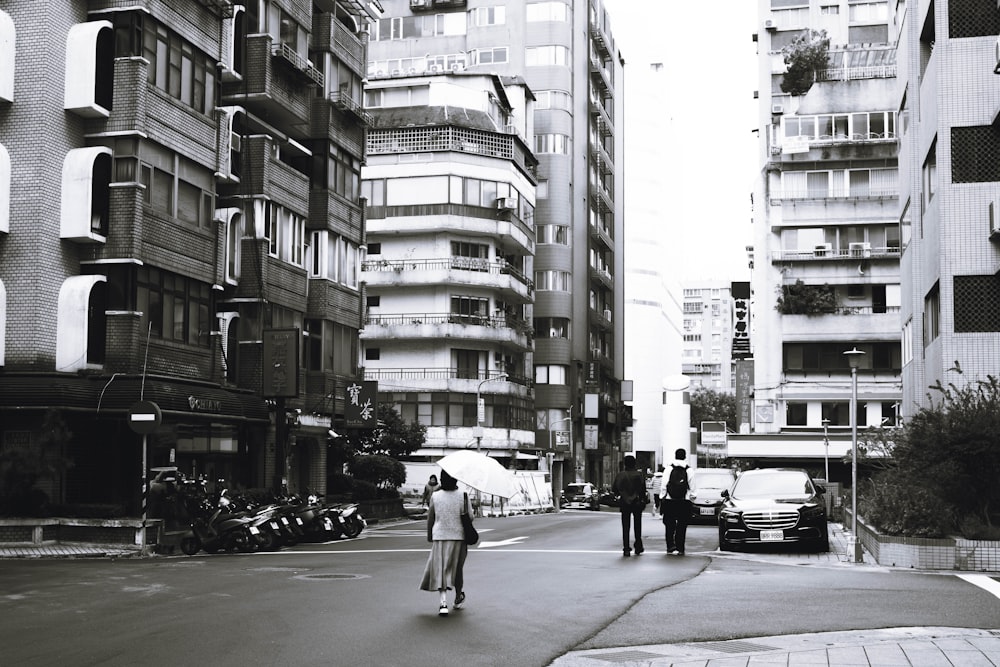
[461,492,479,545]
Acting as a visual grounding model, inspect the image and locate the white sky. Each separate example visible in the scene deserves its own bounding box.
[603,0,759,283]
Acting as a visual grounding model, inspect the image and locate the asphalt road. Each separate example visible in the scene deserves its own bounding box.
[2,509,998,667]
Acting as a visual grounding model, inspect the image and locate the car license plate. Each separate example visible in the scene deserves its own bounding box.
[699,507,714,516]
[760,530,784,541]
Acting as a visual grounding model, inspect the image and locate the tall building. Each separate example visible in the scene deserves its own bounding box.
[681,282,735,393]
[358,71,538,467]
[740,0,903,480]
[0,0,379,509]
[364,0,626,488]
[895,2,1000,415]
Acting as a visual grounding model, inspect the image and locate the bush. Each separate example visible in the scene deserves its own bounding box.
[327,472,355,497]
[351,480,379,501]
[349,454,406,490]
[858,476,953,538]
[958,516,1000,541]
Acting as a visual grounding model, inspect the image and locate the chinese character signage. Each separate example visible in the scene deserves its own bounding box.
[262,328,300,398]
[731,281,751,360]
[345,381,378,428]
[735,360,754,434]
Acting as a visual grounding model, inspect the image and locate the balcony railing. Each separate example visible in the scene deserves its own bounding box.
[773,187,898,200]
[364,366,530,387]
[362,257,532,289]
[815,65,896,81]
[271,42,324,86]
[364,312,532,337]
[770,246,901,262]
[330,86,372,126]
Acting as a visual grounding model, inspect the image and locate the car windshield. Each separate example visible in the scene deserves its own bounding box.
[566,485,589,494]
[691,471,734,490]
[732,471,814,498]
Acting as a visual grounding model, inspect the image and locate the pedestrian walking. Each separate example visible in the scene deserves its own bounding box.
[419,470,469,615]
[421,474,439,507]
[612,455,647,556]
[660,449,692,555]
[649,466,664,516]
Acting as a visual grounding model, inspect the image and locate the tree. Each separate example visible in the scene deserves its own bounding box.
[859,364,1000,538]
[329,404,426,496]
[689,387,737,434]
[780,29,831,96]
[775,280,837,315]
[0,410,74,516]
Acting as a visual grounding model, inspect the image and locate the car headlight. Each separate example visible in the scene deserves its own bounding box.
[799,505,825,520]
[720,510,741,524]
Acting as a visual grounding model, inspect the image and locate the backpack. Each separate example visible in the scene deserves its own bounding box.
[665,464,689,500]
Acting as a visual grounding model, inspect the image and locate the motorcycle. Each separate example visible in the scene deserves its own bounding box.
[179,488,260,555]
[327,502,366,539]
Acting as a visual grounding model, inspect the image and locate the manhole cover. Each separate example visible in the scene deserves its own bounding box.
[294,573,369,581]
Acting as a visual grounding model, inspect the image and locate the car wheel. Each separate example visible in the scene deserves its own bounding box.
[718,526,733,552]
[815,525,830,553]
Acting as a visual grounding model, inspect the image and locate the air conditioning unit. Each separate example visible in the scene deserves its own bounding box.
[428,64,440,73]
[604,309,612,320]
[771,104,784,114]
[451,63,462,72]
[496,197,516,210]
[593,347,602,358]
[849,242,872,258]
[410,0,428,7]
[814,243,832,257]
[391,68,401,76]
[764,19,776,30]
[375,70,385,78]
[407,67,417,75]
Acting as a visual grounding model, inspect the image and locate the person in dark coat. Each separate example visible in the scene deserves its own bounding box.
[612,455,646,556]
[660,449,692,555]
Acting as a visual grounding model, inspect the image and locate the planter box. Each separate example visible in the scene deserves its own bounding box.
[357,498,405,522]
[847,510,1000,571]
[0,518,162,549]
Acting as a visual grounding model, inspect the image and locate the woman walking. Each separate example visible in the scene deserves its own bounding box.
[419,469,470,615]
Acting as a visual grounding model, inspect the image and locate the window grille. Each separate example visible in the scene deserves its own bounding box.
[948,0,1000,39]
[951,126,1000,183]
[954,274,1000,332]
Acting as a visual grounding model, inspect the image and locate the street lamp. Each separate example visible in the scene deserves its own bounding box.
[844,347,865,564]
[475,373,508,453]
[821,418,830,482]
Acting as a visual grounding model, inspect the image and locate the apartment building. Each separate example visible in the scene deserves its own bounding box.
[358,71,538,469]
[895,1,1000,415]
[682,282,736,393]
[0,0,379,509]
[739,0,903,480]
[364,0,626,488]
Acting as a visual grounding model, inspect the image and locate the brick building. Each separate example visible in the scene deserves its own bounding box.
[0,0,380,511]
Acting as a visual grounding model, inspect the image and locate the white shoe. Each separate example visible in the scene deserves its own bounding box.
[438,603,449,616]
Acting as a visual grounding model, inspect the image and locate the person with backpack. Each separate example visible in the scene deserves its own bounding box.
[612,455,647,556]
[660,448,692,555]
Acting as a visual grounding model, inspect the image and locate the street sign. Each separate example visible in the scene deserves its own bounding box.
[477,397,485,424]
[128,400,162,434]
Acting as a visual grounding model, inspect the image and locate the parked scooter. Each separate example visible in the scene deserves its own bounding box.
[327,502,366,539]
[179,487,259,555]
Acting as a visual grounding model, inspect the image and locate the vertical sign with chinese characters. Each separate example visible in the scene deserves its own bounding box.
[345,381,378,428]
[262,328,300,398]
[735,360,754,434]
[731,281,751,360]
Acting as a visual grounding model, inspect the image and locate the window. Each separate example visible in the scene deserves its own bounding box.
[469,6,506,26]
[310,230,360,287]
[786,402,807,426]
[0,10,12,103]
[113,12,215,115]
[137,266,210,346]
[454,349,481,380]
[954,274,1000,332]
[923,282,940,346]
[849,2,888,22]
[365,347,380,361]
[535,90,572,111]
[311,143,361,200]
[374,13,467,40]
[366,295,380,308]
[451,296,489,323]
[64,21,115,117]
[263,202,305,267]
[922,139,937,213]
[526,2,569,22]
[525,45,571,67]
[535,270,571,291]
[470,46,508,65]
[951,126,1000,183]
[537,224,569,244]
[821,4,840,13]
[533,134,570,154]
[535,365,568,385]
[60,146,112,241]
[535,317,569,339]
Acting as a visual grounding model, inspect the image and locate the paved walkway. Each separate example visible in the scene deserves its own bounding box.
[4,522,998,667]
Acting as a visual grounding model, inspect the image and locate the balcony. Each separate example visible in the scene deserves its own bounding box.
[781,307,902,341]
[216,135,309,204]
[770,246,901,262]
[329,85,372,126]
[272,42,324,87]
[589,180,613,212]
[361,313,532,349]
[312,9,367,74]
[590,21,612,59]
[589,220,613,250]
[589,306,613,331]
[815,65,896,82]
[589,54,612,95]
[589,265,613,290]
[362,257,533,302]
[364,206,534,254]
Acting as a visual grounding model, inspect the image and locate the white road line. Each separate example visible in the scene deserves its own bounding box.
[957,574,1000,600]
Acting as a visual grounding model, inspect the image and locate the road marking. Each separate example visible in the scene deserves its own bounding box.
[957,574,1000,600]
[477,536,528,548]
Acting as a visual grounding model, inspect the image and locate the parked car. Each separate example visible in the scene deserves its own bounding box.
[561,482,600,510]
[718,468,829,552]
[687,468,736,523]
[598,486,619,508]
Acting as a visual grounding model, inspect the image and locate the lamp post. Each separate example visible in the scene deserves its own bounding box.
[549,411,572,511]
[844,347,865,564]
[475,373,508,453]
[821,418,830,482]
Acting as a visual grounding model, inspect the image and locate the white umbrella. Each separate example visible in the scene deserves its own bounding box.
[437,450,517,498]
